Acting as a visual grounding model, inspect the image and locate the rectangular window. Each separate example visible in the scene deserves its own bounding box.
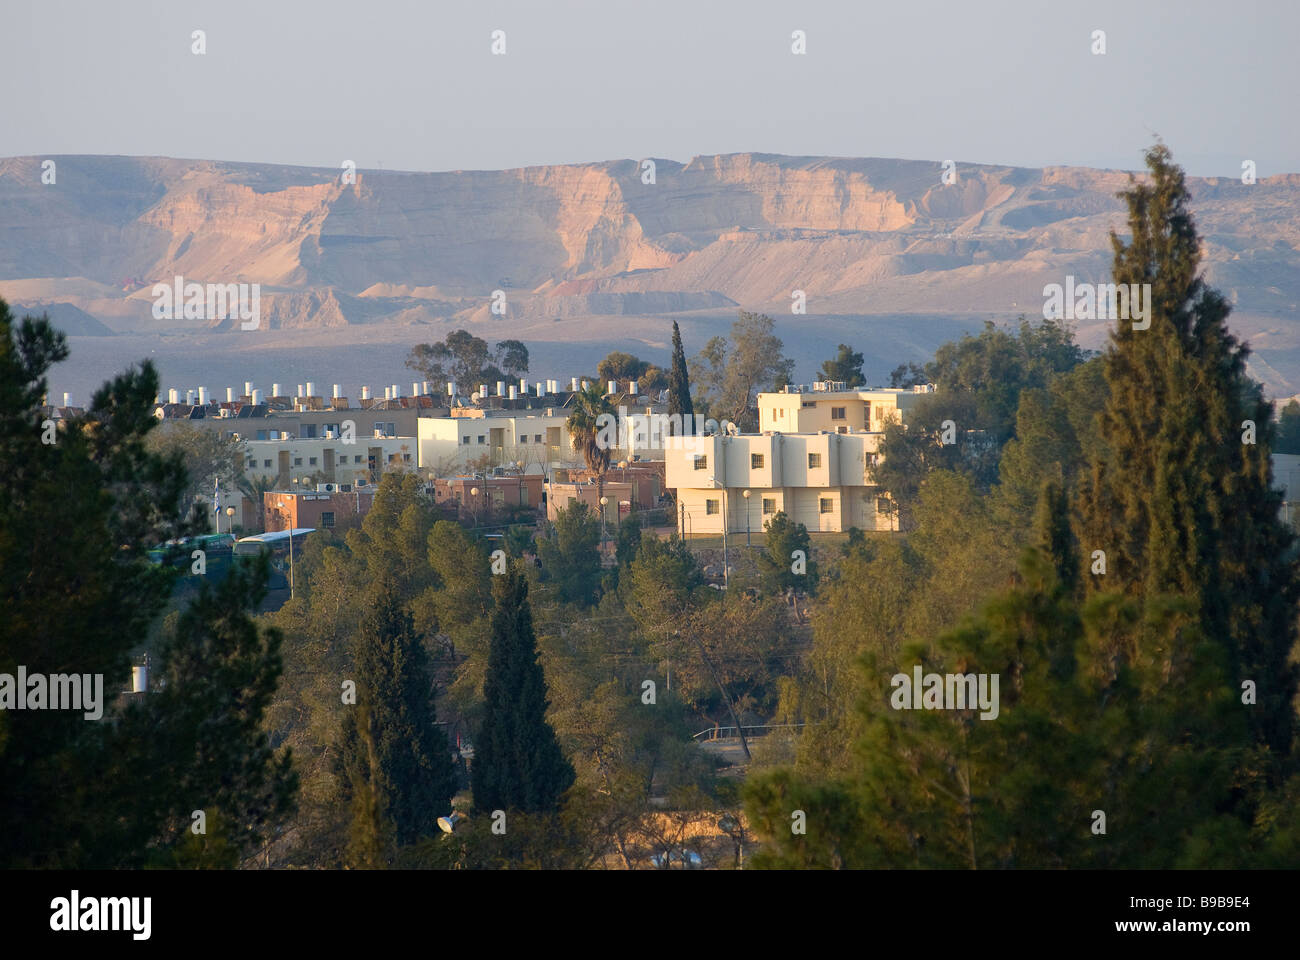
[263,459,272,468]
[705,499,720,515]
[751,453,765,469]
[762,497,776,515]
[519,435,528,443]
[403,454,412,462]
[801,401,816,409]
[477,435,485,444]
[256,430,268,441]
[321,511,335,528]
[302,424,318,438]
[462,436,470,445]
[534,435,542,443]
[808,453,822,469]
[294,457,303,467]
[693,455,708,470]
[309,457,318,466]
[354,455,363,464]
[247,458,256,468]
[877,496,892,513]
[831,406,846,420]
[820,498,834,514]
[837,426,848,434]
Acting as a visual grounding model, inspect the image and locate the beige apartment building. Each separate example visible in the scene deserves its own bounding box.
[664,381,931,535]
[759,382,933,434]
[666,431,894,535]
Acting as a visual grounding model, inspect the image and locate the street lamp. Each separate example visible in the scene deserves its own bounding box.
[706,475,728,590]
[618,459,628,483]
[599,495,609,555]
[470,486,480,528]
[742,489,751,547]
[225,505,235,535]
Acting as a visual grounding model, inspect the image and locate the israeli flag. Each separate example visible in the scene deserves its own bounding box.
[213,476,221,512]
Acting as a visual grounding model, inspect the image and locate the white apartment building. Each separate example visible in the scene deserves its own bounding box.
[417,410,579,476]
[665,431,894,535]
[242,435,416,488]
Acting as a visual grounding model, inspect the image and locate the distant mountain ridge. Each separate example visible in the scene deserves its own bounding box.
[2,152,1298,391]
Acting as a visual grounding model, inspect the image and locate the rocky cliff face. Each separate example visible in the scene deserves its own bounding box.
[1,151,1298,386]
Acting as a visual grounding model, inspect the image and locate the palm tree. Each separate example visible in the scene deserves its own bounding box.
[567,382,616,540]
[566,381,615,477]
[235,473,277,533]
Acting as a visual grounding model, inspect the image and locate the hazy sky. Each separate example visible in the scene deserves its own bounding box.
[5,0,1297,176]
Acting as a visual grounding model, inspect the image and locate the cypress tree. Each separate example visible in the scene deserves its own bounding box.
[472,564,574,815]
[336,582,456,851]
[1076,143,1299,764]
[668,320,694,434]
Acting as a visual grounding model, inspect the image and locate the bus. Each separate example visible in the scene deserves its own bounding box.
[234,528,316,590]
[148,532,236,571]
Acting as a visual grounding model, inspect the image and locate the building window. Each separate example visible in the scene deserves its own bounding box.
[309,457,318,466]
[302,424,317,438]
[403,454,412,462]
[780,409,786,418]
[263,459,272,468]
[801,401,816,409]
[354,455,363,464]
[256,430,268,441]
[705,499,720,515]
[876,496,891,514]
[751,453,764,469]
[321,511,335,528]
[693,455,708,470]
[837,426,848,434]
[831,406,846,420]
[247,458,255,468]
[477,435,485,444]
[534,434,542,443]
[820,498,834,514]
[462,436,470,445]
[325,423,340,436]
[762,497,776,515]
[808,453,822,469]
[294,458,303,467]
[519,435,528,443]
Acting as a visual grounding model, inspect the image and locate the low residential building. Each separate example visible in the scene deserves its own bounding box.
[432,473,545,515]
[546,479,639,527]
[553,463,664,511]
[264,487,377,532]
[665,431,894,534]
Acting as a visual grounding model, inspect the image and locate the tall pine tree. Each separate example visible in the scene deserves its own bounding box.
[1076,143,1299,766]
[336,582,456,856]
[472,564,574,815]
[668,320,694,434]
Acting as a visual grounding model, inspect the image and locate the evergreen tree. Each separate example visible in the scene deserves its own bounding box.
[668,321,694,434]
[819,343,865,387]
[472,564,574,815]
[1076,143,1299,764]
[756,511,817,595]
[0,300,298,867]
[336,583,456,854]
[536,500,603,607]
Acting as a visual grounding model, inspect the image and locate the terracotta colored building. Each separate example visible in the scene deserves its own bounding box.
[264,488,376,533]
[432,473,545,516]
